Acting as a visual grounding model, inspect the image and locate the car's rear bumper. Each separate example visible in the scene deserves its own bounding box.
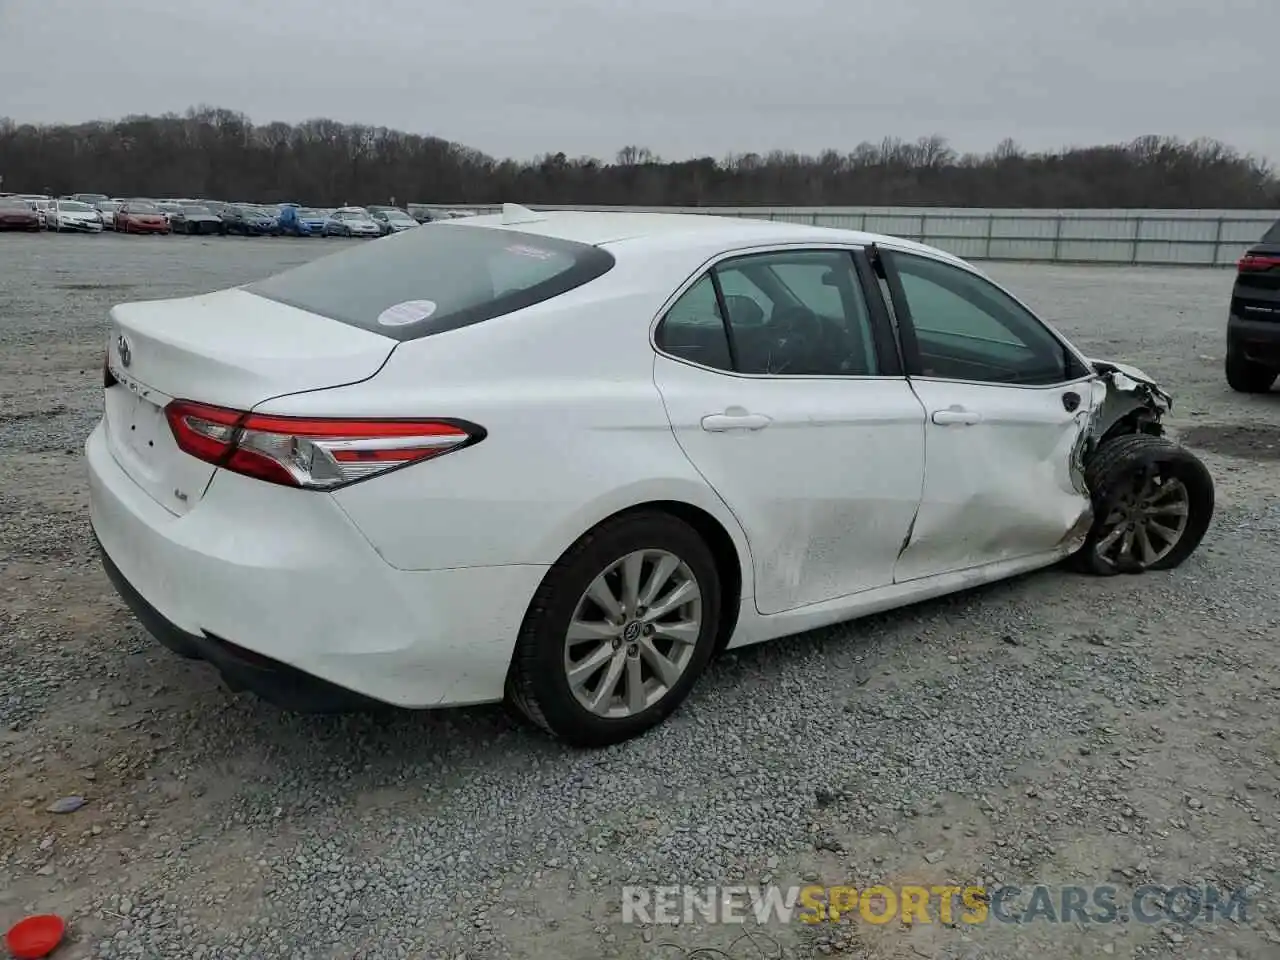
[1228,311,1280,367]
[86,421,546,710]
[96,537,381,712]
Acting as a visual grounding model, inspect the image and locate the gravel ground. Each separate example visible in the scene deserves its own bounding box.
[2,232,1279,960]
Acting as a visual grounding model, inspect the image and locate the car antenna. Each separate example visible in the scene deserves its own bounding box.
[501,202,546,225]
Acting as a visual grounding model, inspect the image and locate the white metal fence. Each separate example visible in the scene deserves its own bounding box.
[409,204,1278,267]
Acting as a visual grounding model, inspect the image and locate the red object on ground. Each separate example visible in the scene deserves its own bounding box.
[5,914,65,959]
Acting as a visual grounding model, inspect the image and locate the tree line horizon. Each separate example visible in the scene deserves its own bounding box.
[1,106,1276,210]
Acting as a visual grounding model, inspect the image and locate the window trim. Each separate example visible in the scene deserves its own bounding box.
[650,243,904,380]
[877,249,1095,390]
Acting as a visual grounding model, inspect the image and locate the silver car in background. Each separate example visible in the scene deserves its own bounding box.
[323,208,381,237]
[95,200,122,229]
[47,199,105,232]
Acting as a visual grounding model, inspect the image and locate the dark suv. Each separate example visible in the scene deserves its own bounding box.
[1227,218,1280,393]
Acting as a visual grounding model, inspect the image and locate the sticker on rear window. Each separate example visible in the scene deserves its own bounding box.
[505,244,557,260]
[376,300,438,327]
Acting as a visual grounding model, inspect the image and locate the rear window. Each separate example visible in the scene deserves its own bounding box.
[245,224,616,340]
[1260,219,1280,245]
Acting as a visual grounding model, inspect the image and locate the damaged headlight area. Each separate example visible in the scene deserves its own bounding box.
[1066,359,1173,497]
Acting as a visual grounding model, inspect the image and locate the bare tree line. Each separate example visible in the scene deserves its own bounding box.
[0,106,1276,209]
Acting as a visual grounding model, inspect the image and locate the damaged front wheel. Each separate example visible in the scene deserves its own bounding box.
[1071,434,1214,575]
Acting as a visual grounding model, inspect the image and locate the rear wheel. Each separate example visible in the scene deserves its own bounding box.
[505,512,721,746]
[1071,434,1214,575]
[1225,351,1276,393]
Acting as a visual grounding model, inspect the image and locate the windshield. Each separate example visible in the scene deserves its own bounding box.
[244,206,273,217]
[298,209,323,218]
[98,202,120,212]
[128,203,158,214]
[386,211,415,221]
[0,199,29,211]
[335,211,365,220]
[60,201,93,211]
[183,206,211,215]
[246,225,615,342]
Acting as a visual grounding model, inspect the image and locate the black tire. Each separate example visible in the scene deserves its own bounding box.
[186,223,196,235]
[1225,351,1276,394]
[505,511,722,747]
[1071,434,1214,576]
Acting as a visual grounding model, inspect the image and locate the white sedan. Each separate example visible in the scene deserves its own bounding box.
[86,206,1214,746]
[46,199,104,234]
[48,199,105,232]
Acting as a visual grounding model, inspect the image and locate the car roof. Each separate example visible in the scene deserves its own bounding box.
[445,210,967,266]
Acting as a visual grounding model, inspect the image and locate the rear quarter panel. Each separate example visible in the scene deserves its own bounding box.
[255,256,755,580]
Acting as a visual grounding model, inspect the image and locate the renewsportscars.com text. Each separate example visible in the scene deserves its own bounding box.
[621,883,1251,926]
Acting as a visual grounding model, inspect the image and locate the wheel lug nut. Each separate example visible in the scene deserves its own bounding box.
[643,624,655,636]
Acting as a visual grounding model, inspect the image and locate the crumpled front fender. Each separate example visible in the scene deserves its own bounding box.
[1069,357,1174,493]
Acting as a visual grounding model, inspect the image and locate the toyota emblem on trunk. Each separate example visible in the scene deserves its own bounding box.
[117,334,132,368]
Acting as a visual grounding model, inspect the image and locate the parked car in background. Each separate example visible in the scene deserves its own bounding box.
[0,197,42,231]
[115,200,171,234]
[296,208,332,234]
[220,204,279,236]
[276,205,315,237]
[1226,217,1280,393]
[95,200,122,230]
[369,207,420,235]
[71,193,110,206]
[19,196,52,227]
[169,204,226,236]
[46,199,105,232]
[156,202,185,224]
[201,200,228,217]
[324,208,381,237]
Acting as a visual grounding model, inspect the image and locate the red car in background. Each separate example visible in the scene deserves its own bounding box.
[115,200,171,235]
[0,197,42,231]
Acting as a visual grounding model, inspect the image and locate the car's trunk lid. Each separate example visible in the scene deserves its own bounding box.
[104,287,397,515]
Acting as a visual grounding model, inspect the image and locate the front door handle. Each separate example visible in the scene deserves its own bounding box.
[701,410,772,432]
[931,406,983,426]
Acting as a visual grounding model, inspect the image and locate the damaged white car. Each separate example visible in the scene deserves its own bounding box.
[87,208,1214,747]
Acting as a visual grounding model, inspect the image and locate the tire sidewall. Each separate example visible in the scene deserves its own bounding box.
[515,514,721,745]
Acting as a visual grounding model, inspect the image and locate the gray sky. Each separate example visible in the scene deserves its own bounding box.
[1,0,1275,163]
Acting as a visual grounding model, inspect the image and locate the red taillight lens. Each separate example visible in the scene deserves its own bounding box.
[164,399,482,489]
[1237,253,1280,273]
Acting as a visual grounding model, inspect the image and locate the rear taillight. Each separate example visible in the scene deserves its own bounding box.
[1237,253,1280,273]
[164,400,483,489]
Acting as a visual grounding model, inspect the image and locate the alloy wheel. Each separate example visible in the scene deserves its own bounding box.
[1092,469,1190,568]
[563,549,702,719]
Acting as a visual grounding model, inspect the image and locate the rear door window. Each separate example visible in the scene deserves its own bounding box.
[245,225,615,340]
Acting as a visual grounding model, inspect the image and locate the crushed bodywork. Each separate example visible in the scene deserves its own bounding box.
[1068,358,1173,502]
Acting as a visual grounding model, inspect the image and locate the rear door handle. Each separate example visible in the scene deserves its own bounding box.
[701,410,772,432]
[931,406,983,426]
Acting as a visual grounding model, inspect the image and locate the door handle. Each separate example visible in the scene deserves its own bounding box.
[931,406,983,426]
[701,410,772,432]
